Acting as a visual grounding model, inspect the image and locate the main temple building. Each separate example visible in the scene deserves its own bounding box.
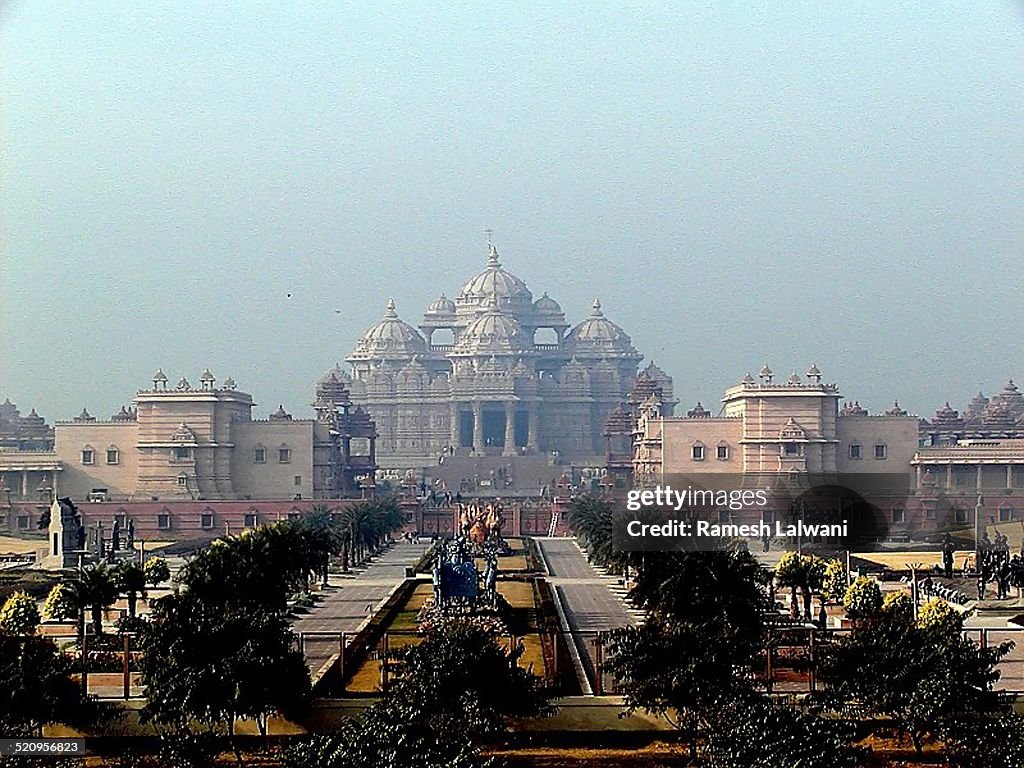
[321,243,673,470]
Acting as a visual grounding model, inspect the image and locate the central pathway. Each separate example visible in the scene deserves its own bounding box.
[537,537,638,694]
[293,541,431,678]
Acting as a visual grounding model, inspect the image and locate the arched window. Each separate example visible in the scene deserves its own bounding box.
[691,441,705,461]
[106,445,120,465]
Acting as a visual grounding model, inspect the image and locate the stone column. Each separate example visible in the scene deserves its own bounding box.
[472,402,483,455]
[976,464,983,491]
[21,470,27,499]
[503,402,516,456]
[527,405,539,452]
[449,402,460,449]
[915,465,921,490]
[1007,464,1013,489]
[946,464,953,491]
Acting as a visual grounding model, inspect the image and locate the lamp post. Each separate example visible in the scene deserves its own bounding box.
[907,562,924,620]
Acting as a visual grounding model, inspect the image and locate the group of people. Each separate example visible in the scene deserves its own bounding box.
[944,531,1024,601]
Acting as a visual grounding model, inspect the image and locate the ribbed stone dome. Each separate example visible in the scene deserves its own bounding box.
[566,299,639,358]
[451,295,531,356]
[459,245,533,303]
[426,294,456,315]
[348,299,426,361]
[533,293,562,313]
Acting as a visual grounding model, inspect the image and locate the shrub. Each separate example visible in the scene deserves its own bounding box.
[820,558,847,603]
[43,583,78,622]
[843,576,882,619]
[0,591,40,634]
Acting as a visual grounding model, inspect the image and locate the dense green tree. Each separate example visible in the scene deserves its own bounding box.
[143,557,171,588]
[139,592,311,738]
[284,618,546,768]
[283,706,490,768]
[941,713,1024,768]
[706,699,865,768]
[385,619,551,742]
[604,617,756,762]
[67,563,118,636]
[115,560,148,618]
[775,551,827,620]
[565,495,621,570]
[0,633,100,736]
[818,595,1011,754]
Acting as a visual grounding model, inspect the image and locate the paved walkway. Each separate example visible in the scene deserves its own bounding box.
[537,538,638,693]
[293,541,431,677]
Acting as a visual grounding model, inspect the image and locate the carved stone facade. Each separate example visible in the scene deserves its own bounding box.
[634,364,919,486]
[333,244,672,470]
[1,370,375,506]
[920,380,1024,445]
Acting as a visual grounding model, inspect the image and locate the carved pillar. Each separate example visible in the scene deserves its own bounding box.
[946,464,953,491]
[472,402,483,455]
[1007,464,1013,489]
[527,405,539,452]
[503,402,516,457]
[449,402,459,449]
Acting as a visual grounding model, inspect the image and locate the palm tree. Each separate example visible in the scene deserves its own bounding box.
[68,563,118,637]
[114,560,147,618]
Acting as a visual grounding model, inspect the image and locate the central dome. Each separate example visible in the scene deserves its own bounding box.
[457,245,533,318]
[451,295,532,357]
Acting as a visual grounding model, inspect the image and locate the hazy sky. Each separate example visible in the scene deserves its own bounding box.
[3,2,1023,422]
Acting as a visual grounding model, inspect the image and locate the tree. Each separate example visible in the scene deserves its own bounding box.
[842,576,882,619]
[283,706,490,768]
[115,560,148,619]
[284,617,546,768]
[820,558,847,603]
[605,617,755,763]
[605,540,771,763]
[818,595,1012,754]
[385,619,551,742]
[942,713,1024,768]
[0,633,100,736]
[139,592,311,739]
[775,552,827,620]
[43,583,78,622]
[566,495,621,570]
[143,556,171,588]
[706,699,865,768]
[67,563,118,637]
[0,590,40,634]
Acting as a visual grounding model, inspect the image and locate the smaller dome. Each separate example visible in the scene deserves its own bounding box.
[839,401,868,417]
[152,368,168,383]
[741,372,755,385]
[349,299,427,362]
[759,364,773,379]
[686,402,710,418]
[786,372,802,385]
[426,294,456,315]
[269,404,292,421]
[567,299,640,359]
[74,408,96,422]
[533,293,562,313]
[199,369,215,382]
[885,400,908,417]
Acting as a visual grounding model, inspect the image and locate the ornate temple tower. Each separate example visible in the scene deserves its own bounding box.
[339,243,669,470]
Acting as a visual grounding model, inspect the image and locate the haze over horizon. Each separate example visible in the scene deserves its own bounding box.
[3,2,1023,421]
